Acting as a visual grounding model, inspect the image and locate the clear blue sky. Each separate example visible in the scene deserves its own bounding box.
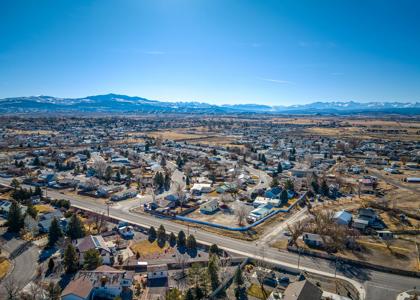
[1,0,419,105]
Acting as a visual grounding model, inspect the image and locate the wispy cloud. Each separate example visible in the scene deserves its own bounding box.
[142,50,165,55]
[259,77,294,85]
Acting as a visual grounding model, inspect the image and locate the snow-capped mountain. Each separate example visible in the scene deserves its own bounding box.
[0,94,419,114]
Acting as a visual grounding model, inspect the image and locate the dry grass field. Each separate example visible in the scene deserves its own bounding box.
[146,131,208,141]
[0,257,11,279]
[130,240,174,258]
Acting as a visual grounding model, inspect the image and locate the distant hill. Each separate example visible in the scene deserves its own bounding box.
[1,93,419,115]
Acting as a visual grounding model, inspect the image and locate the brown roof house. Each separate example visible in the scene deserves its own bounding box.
[282,280,323,300]
[61,265,133,300]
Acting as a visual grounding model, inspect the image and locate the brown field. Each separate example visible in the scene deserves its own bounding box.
[0,257,11,279]
[146,131,208,141]
[130,240,174,258]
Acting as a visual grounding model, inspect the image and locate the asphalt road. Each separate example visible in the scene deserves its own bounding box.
[1,177,419,300]
[0,237,39,297]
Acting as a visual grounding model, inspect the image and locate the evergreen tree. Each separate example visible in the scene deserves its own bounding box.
[34,186,43,197]
[161,156,167,167]
[277,162,283,174]
[11,178,20,190]
[187,235,197,253]
[321,180,329,197]
[285,178,294,191]
[64,244,79,273]
[169,232,177,247]
[260,154,267,164]
[177,230,186,248]
[233,267,246,300]
[184,289,194,300]
[47,282,61,300]
[209,244,219,256]
[83,249,103,270]
[164,173,171,191]
[48,217,63,247]
[157,225,166,248]
[67,214,86,240]
[7,201,23,233]
[104,166,113,182]
[26,203,38,219]
[33,156,40,166]
[270,177,279,188]
[280,189,288,204]
[48,257,55,271]
[207,255,220,291]
[165,288,182,300]
[148,226,157,242]
[176,156,183,169]
[311,180,320,194]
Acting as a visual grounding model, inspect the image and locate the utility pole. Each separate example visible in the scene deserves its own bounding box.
[334,257,338,293]
[297,247,301,270]
[106,202,110,217]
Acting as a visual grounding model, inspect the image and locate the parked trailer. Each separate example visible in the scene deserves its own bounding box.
[404,177,420,183]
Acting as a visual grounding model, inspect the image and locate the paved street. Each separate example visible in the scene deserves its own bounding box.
[0,177,419,300]
[0,236,39,297]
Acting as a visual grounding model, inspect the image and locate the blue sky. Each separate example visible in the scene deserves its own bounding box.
[0,0,419,105]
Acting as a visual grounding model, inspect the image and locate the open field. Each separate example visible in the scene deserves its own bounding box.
[34,204,54,213]
[296,236,420,272]
[0,257,11,279]
[130,240,175,259]
[146,131,208,141]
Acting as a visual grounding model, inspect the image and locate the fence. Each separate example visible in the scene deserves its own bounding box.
[287,245,420,278]
[208,258,249,299]
[175,192,306,232]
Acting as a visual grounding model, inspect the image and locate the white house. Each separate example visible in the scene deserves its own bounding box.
[200,198,219,214]
[147,264,168,280]
[333,210,352,226]
[191,183,212,195]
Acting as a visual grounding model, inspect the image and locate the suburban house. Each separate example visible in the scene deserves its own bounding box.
[282,279,323,300]
[191,183,212,195]
[147,264,168,280]
[61,265,133,300]
[75,235,114,265]
[333,210,352,226]
[38,210,69,233]
[117,224,135,239]
[200,198,219,214]
[302,233,326,248]
[247,204,273,223]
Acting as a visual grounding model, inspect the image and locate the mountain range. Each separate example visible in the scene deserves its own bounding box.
[1,93,419,115]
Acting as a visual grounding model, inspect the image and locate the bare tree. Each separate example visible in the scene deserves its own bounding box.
[94,212,105,234]
[235,203,248,226]
[254,247,270,300]
[92,157,107,179]
[287,220,306,246]
[4,276,22,300]
[175,251,189,276]
[175,183,186,212]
